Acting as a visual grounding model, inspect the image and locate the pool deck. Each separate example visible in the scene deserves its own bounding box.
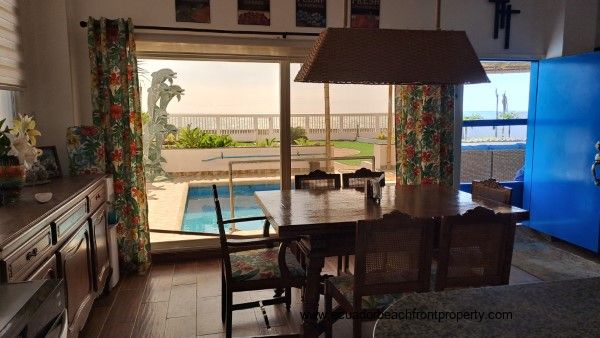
[146,177,279,251]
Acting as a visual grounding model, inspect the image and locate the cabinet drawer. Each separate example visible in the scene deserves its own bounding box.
[87,183,106,213]
[27,254,58,281]
[5,227,53,282]
[53,198,88,244]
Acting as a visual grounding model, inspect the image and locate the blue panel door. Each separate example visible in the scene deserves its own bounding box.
[526,52,600,252]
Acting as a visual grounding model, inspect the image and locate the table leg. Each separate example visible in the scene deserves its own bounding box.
[302,255,325,338]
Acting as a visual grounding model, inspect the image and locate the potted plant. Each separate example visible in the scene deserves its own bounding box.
[0,115,41,205]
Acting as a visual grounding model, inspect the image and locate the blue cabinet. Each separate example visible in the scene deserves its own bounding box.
[524,52,600,252]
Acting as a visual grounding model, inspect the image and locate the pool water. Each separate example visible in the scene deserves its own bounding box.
[182,183,280,233]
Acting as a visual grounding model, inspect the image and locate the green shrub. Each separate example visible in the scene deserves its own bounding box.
[257,138,277,147]
[175,126,235,149]
[291,126,307,142]
[464,113,483,121]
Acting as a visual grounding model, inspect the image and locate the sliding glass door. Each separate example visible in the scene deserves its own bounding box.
[139,58,282,249]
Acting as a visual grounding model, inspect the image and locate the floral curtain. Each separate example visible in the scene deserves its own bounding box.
[88,17,151,274]
[394,85,455,186]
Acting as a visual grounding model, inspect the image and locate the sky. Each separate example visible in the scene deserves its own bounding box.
[140,59,530,117]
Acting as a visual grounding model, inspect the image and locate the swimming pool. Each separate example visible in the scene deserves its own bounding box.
[182,183,280,233]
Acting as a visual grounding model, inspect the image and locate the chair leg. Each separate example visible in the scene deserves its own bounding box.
[225,291,233,338]
[344,255,350,273]
[337,256,343,276]
[285,287,292,311]
[274,287,284,297]
[221,285,226,323]
[325,286,333,338]
[221,268,226,323]
[353,318,361,338]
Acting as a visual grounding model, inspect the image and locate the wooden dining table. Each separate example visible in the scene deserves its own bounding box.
[254,184,529,338]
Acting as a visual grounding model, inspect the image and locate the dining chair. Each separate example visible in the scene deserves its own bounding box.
[434,206,516,291]
[341,167,385,189]
[339,168,385,274]
[294,169,341,190]
[471,178,512,205]
[212,185,305,338]
[294,169,343,275]
[324,211,435,338]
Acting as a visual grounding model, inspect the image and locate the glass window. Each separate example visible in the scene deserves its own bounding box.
[290,63,394,183]
[461,61,530,183]
[0,90,17,123]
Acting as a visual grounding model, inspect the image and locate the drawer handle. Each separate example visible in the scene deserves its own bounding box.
[95,193,101,200]
[26,248,38,261]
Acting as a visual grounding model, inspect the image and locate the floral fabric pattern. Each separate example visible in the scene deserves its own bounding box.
[328,275,406,311]
[394,85,455,186]
[66,126,106,175]
[230,248,304,282]
[88,17,151,274]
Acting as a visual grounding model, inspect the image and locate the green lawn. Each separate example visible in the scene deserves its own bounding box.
[332,141,374,165]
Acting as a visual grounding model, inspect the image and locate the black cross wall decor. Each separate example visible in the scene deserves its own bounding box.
[488,0,521,49]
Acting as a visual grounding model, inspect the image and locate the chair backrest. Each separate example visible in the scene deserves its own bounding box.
[66,126,106,175]
[342,168,385,188]
[294,169,340,190]
[353,211,434,311]
[212,185,232,279]
[435,206,516,291]
[471,178,512,205]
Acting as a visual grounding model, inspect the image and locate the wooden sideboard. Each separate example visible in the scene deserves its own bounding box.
[0,175,110,338]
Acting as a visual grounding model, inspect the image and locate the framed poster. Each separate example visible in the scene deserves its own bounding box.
[296,0,326,28]
[238,0,270,26]
[350,0,380,28]
[175,0,211,23]
[37,146,62,179]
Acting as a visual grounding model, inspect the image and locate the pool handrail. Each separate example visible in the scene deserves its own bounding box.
[226,155,376,222]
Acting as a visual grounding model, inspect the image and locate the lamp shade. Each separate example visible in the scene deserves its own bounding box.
[295,28,490,85]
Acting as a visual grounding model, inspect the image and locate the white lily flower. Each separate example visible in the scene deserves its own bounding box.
[7,133,41,169]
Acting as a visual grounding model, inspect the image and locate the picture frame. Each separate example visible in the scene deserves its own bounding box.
[37,146,62,179]
[350,0,380,28]
[175,0,211,23]
[238,0,270,26]
[296,0,326,28]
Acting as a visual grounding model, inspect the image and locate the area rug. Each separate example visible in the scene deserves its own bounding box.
[511,226,600,281]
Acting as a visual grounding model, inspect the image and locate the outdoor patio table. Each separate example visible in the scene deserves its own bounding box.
[254,184,529,338]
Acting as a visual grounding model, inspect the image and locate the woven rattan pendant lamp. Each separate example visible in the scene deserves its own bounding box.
[295,1,489,85]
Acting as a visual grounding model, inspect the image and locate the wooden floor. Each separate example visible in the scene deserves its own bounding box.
[81,256,541,338]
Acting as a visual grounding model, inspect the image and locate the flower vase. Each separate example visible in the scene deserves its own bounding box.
[0,164,26,205]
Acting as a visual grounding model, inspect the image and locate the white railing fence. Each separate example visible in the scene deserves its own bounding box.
[168,113,389,142]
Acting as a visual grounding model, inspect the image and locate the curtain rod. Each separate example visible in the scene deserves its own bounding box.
[79,21,320,39]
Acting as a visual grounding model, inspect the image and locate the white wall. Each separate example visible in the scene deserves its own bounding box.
[19,0,76,175]
[546,0,599,57]
[562,0,599,55]
[17,0,600,174]
[546,0,566,58]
